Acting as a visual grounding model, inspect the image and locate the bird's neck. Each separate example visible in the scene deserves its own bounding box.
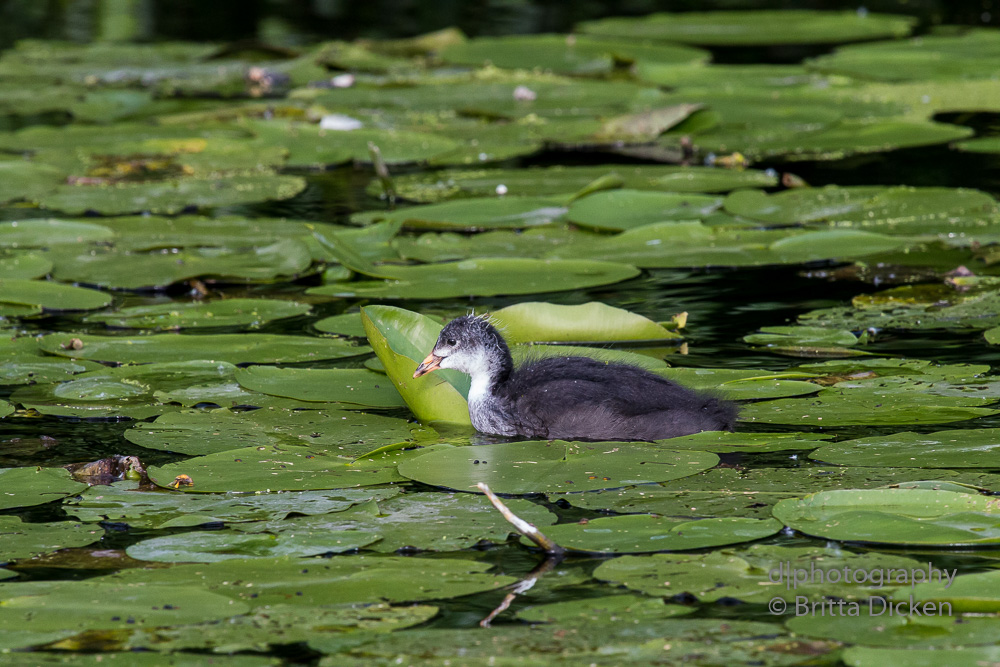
[467,345,512,405]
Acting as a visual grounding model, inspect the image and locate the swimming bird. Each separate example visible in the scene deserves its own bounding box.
[413,314,737,441]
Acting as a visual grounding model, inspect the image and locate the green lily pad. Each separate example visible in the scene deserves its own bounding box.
[657,367,821,401]
[0,160,66,204]
[512,343,668,371]
[97,555,516,608]
[787,612,1000,648]
[126,529,382,563]
[359,196,567,232]
[38,332,368,364]
[955,137,1000,154]
[911,569,1000,613]
[515,594,692,624]
[313,312,367,338]
[394,225,596,263]
[0,400,13,418]
[51,238,313,289]
[235,367,405,408]
[380,165,778,203]
[843,646,1000,667]
[578,10,915,46]
[234,491,556,553]
[567,189,722,232]
[0,279,111,311]
[0,252,52,280]
[120,603,439,655]
[0,219,115,247]
[245,120,460,168]
[530,514,781,554]
[772,488,1000,546]
[95,215,318,252]
[594,544,923,602]
[0,580,251,632]
[397,440,719,494]
[809,29,1000,82]
[440,34,707,75]
[0,467,89,510]
[489,301,681,343]
[84,298,311,330]
[745,325,859,348]
[361,305,471,426]
[125,408,416,457]
[146,444,420,493]
[10,360,237,419]
[724,185,996,228]
[552,466,1000,520]
[810,429,1000,468]
[65,481,401,529]
[0,516,102,562]
[36,173,307,215]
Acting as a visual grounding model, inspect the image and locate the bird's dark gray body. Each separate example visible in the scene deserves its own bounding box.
[416,315,737,441]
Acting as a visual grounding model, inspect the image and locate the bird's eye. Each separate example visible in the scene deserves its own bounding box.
[446,338,457,346]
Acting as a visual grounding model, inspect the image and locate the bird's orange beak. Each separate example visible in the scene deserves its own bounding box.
[413,353,444,378]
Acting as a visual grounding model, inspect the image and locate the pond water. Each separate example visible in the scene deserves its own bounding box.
[3,8,1000,666]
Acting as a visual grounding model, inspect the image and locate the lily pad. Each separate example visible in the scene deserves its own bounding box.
[578,11,915,46]
[0,580,251,632]
[84,298,311,330]
[772,488,1000,546]
[97,555,516,608]
[51,238,314,289]
[0,252,52,280]
[358,196,567,232]
[361,305,471,425]
[594,544,923,602]
[787,612,1000,648]
[567,189,723,232]
[36,173,307,215]
[37,332,368,364]
[235,367,405,408]
[146,444,421,493]
[843,646,1000,667]
[528,514,781,554]
[397,440,719,494]
[126,529,382,563]
[380,165,778,203]
[515,594,692,624]
[234,491,556,553]
[313,312,367,338]
[810,429,1000,468]
[0,160,66,204]
[489,301,681,343]
[125,408,416,457]
[65,481,401,529]
[657,367,821,401]
[439,34,707,75]
[0,219,116,247]
[0,400,12,418]
[0,279,111,311]
[0,517,102,562]
[0,467,89,510]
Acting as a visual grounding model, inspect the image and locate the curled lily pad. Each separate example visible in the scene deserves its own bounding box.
[361,305,471,426]
[380,165,778,203]
[772,488,1000,546]
[578,11,915,46]
[523,514,782,554]
[396,440,719,495]
[38,332,368,364]
[84,298,311,330]
[36,173,307,215]
[490,301,681,343]
[567,189,722,232]
[235,367,405,408]
[96,554,516,608]
[0,279,111,311]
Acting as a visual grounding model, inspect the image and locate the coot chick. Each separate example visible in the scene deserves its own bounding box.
[413,314,737,441]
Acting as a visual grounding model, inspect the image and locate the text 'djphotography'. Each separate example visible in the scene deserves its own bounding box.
[766,560,956,618]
